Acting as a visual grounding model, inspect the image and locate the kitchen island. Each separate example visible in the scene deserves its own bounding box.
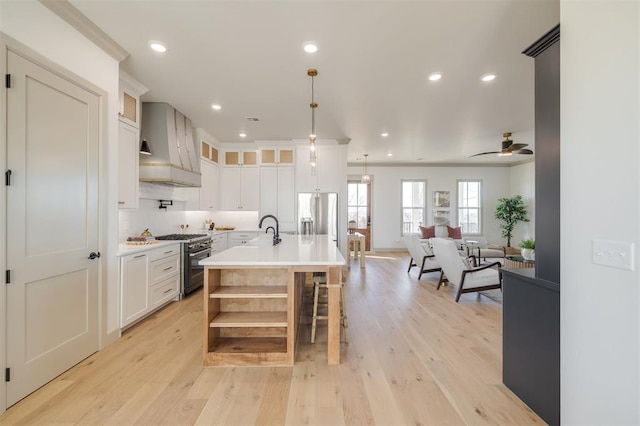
[199,235,345,366]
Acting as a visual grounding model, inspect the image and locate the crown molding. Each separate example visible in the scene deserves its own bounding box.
[39,0,129,62]
[347,159,534,168]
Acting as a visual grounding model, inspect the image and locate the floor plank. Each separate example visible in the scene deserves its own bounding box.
[0,252,544,425]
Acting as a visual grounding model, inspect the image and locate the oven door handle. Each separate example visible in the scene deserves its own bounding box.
[190,249,211,257]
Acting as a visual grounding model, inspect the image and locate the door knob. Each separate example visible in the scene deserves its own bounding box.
[88,252,101,260]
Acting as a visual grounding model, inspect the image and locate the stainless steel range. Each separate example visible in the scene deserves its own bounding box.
[155,234,211,296]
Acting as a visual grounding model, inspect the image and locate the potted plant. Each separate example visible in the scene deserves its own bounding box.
[494,195,529,247]
[520,238,535,260]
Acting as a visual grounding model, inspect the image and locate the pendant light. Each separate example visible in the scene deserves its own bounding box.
[361,154,371,183]
[140,139,152,155]
[308,69,318,175]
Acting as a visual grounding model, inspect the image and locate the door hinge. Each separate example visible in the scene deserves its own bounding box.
[5,368,9,382]
[6,169,12,186]
[5,74,10,88]
[5,270,10,284]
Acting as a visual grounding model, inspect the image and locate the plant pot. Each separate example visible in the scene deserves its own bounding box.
[521,248,535,261]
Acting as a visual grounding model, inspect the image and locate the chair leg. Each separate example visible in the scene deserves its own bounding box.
[436,271,445,289]
[311,280,320,343]
[455,277,465,302]
[407,257,414,273]
[418,257,427,279]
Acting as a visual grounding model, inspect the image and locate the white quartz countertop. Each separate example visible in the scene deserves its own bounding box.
[199,235,345,266]
[116,240,182,257]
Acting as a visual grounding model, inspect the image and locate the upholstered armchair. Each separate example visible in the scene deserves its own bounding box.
[462,237,505,264]
[431,238,502,302]
[403,234,441,279]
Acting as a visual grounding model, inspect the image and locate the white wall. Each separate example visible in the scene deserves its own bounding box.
[561,1,639,424]
[0,0,121,413]
[509,161,535,246]
[347,165,511,250]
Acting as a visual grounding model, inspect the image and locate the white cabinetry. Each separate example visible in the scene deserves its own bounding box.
[260,166,295,232]
[117,72,147,209]
[221,166,259,210]
[118,122,139,208]
[120,243,181,329]
[295,144,340,193]
[211,233,228,254]
[227,232,258,247]
[199,160,220,210]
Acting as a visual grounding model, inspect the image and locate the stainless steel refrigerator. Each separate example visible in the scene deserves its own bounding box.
[297,192,338,245]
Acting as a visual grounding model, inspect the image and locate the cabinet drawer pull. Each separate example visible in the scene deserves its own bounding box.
[163,288,173,294]
[118,201,125,205]
[163,266,173,271]
[164,250,174,254]
[134,254,145,258]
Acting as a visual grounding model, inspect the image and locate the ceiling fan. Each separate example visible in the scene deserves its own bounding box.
[470,132,533,157]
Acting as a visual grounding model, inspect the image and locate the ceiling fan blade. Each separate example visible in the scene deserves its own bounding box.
[512,149,533,155]
[507,143,528,151]
[470,151,500,157]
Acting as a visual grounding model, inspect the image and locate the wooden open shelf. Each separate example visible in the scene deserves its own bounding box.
[209,311,287,327]
[210,285,288,298]
[210,337,287,354]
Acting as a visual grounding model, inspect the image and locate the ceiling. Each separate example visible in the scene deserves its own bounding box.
[69,0,559,165]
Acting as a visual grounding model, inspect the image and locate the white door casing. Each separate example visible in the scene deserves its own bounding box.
[6,51,100,406]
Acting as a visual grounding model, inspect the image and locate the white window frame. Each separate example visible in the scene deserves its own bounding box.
[457,179,482,235]
[401,179,427,236]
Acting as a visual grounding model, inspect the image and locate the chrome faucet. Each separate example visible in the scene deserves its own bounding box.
[258,215,281,245]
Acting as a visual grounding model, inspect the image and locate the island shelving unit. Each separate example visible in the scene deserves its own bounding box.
[200,235,345,366]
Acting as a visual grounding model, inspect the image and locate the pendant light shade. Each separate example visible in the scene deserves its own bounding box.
[140,139,152,155]
[308,69,318,175]
[361,154,371,183]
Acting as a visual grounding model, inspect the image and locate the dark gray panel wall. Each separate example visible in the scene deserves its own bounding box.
[534,40,561,284]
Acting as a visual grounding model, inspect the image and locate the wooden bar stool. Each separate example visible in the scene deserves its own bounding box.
[311,275,349,344]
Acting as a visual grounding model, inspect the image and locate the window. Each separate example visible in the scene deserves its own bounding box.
[401,180,426,235]
[347,182,368,228]
[458,180,482,234]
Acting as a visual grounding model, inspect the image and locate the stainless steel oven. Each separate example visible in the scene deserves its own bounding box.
[155,234,211,297]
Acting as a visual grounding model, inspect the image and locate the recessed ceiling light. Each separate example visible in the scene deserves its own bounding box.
[149,42,167,53]
[239,133,247,138]
[481,73,497,82]
[211,104,221,110]
[387,153,393,157]
[303,41,318,53]
[428,72,442,81]
[381,132,389,137]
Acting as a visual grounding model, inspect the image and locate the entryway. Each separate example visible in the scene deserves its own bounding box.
[347,180,371,251]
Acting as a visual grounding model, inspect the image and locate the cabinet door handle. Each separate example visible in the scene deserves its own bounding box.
[163,250,174,254]
[134,254,145,258]
[163,266,173,271]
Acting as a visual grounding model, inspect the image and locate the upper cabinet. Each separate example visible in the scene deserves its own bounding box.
[224,150,258,166]
[118,71,147,129]
[260,147,294,165]
[201,140,219,164]
[118,72,148,209]
[295,143,341,193]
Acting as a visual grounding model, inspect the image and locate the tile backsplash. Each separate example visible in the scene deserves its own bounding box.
[119,183,260,242]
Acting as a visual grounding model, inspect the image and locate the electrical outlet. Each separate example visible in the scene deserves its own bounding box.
[592,240,635,271]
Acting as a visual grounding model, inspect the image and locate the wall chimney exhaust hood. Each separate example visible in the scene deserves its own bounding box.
[139,102,201,187]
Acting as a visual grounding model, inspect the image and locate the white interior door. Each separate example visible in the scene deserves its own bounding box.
[6,51,100,406]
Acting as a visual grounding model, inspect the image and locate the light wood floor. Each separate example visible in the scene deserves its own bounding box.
[0,252,543,425]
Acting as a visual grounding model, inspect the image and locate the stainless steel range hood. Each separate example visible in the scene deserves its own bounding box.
[139,102,201,187]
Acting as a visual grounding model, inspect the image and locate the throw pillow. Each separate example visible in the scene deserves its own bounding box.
[419,225,436,239]
[447,226,462,239]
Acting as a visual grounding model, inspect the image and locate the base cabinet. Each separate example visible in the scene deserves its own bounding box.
[211,233,228,254]
[120,243,181,329]
[227,232,258,247]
